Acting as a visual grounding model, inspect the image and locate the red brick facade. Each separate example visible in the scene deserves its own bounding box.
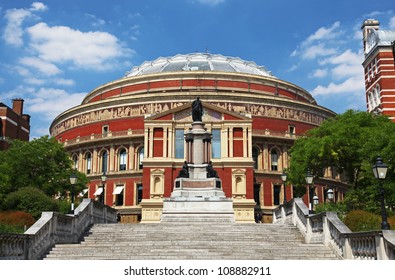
[362,19,395,118]
[0,99,30,150]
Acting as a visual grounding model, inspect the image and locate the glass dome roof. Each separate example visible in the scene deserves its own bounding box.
[125,53,274,77]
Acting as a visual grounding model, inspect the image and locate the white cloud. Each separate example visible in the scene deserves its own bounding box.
[0,85,36,100]
[318,49,364,79]
[2,2,47,47]
[30,2,48,12]
[85,13,106,27]
[304,21,341,45]
[287,64,298,72]
[2,8,31,47]
[24,77,45,85]
[301,44,338,60]
[53,78,75,86]
[26,88,86,120]
[26,22,134,70]
[19,56,61,76]
[195,0,225,5]
[311,76,364,96]
[309,68,328,78]
[390,16,395,29]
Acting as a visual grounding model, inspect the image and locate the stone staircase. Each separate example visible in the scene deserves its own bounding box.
[43,222,340,260]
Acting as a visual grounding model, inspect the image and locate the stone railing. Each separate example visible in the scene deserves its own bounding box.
[273,198,395,260]
[63,129,144,146]
[0,198,117,260]
[252,129,300,139]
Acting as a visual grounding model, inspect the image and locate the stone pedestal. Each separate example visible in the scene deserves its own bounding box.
[161,121,235,223]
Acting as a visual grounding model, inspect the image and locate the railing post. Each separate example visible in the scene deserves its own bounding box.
[305,216,313,243]
[343,236,353,259]
[322,215,330,246]
[292,200,297,226]
[280,205,286,224]
[376,235,388,260]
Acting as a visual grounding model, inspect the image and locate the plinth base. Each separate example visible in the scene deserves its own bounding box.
[161,188,235,223]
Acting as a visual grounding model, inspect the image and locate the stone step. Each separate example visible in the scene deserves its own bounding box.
[43,223,340,260]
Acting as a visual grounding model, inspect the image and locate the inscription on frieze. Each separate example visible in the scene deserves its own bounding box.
[182,180,214,188]
[52,100,326,136]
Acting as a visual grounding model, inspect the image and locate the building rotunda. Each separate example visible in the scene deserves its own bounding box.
[50,53,347,223]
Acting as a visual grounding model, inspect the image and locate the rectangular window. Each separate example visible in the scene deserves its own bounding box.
[175,129,184,159]
[212,129,221,159]
[136,183,143,205]
[113,186,124,206]
[102,125,109,135]
[273,185,281,206]
[288,125,295,135]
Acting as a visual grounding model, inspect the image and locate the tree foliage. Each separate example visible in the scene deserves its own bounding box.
[0,136,88,209]
[288,110,395,212]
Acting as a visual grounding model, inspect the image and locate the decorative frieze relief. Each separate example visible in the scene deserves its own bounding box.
[52,100,326,136]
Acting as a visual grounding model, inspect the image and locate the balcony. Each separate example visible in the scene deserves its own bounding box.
[63,129,144,147]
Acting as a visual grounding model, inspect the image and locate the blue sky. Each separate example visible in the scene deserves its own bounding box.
[0,0,394,139]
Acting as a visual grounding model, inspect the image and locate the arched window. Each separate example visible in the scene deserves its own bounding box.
[271,149,278,171]
[368,91,373,111]
[138,147,144,169]
[72,154,78,170]
[101,151,108,173]
[85,153,92,174]
[119,148,127,171]
[374,86,381,107]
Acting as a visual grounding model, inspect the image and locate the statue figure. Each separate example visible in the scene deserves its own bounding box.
[177,161,189,178]
[192,97,203,122]
[206,161,219,178]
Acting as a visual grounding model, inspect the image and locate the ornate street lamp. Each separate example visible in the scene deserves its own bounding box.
[372,156,390,230]
[327,188,334,202]
[305,170,315,214]
[281,171,288,204]
[101,172,107,205]
[69,172,78,214]
[313,194,319,206]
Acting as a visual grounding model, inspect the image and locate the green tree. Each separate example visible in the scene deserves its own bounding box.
[0,136,88,202]
[288,110,395,213]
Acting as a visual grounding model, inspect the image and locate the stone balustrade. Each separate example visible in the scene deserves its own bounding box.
[0,198,117,260]
[273,198,395,260]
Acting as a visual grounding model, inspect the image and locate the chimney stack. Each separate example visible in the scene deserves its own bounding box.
[12,98,24,116]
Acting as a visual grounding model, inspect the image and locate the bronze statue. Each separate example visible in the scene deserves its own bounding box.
[192,97,203,122]
[177,161,189,178]
[207,161,219,178]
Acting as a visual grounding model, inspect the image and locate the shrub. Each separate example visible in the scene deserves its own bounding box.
[315,202,348,221]
[344,210,382,232]
[4,187,59,219]
[0,211,36,233]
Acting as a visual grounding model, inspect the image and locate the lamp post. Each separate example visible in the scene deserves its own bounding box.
[372,156,390,230]
[101,172,107,205]
[69,172,78,214]
[281,171,288,204]
[305,170,314,214]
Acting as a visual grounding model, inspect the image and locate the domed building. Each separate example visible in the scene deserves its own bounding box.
[50,53,346,223]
